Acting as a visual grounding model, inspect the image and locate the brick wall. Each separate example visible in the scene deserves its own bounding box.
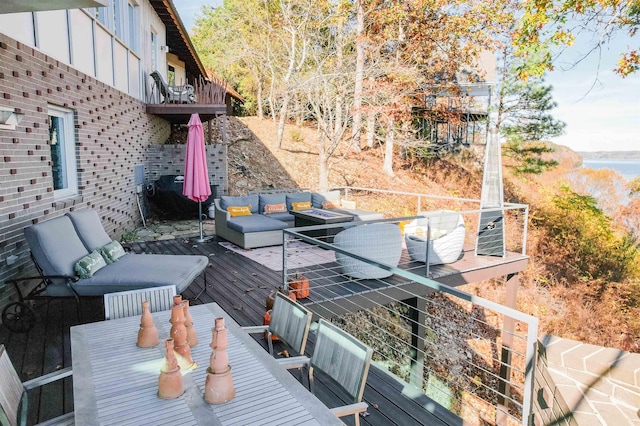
[146,143,228,195]
[0,34,171,307]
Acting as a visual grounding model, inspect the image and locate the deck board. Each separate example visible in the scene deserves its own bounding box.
[0,236,526,425]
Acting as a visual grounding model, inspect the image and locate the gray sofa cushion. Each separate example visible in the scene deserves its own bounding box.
[258,193,287,214]
[66,210,112,251]
[311,190,341,208]
[70,253,208,296]
[220,195,260,214]
[24,216,89,277]
[330,208,383,221]
[264,211,295,222]
[227,215,289,233]
[286,192,312,211]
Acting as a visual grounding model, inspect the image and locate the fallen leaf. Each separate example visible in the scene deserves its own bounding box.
[245,288,254,292]
[234,305,244,311]
[278,350,290,357]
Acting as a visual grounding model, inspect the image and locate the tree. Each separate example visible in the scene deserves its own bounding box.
[513,0,640,78]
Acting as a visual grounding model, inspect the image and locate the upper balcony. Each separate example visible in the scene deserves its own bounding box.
[145,75,231,124]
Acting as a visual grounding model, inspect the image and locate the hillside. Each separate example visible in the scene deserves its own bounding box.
[225,116,639,353]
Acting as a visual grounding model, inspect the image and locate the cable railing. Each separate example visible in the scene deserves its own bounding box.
[280,210,536,425]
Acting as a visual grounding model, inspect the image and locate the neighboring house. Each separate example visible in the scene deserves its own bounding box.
[0,0,235,310]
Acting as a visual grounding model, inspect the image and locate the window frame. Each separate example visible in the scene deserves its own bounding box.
[48,105,78,200]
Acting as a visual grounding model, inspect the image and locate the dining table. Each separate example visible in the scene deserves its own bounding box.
[71,302,344,425]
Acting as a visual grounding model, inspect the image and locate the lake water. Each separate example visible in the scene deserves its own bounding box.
[582,159,640,181]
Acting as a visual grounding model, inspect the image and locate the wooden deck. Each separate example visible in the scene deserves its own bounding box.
[0,236,527,425]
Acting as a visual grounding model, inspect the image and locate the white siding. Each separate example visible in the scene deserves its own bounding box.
[69,9,95,76]
[114,40,128,92]
[95,26,114,85]
[129,51,141,99]
[36,10,71,63]
[0,12,35,45]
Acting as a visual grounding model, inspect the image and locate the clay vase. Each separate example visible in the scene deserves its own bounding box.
[204,317,235,404]
[169,303,196,371]
[289,274,310,298]
[137,301,159,348]
[183,300,198,347]
[158,338,184,399]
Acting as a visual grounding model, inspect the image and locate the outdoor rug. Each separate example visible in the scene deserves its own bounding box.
[218,240,336,271]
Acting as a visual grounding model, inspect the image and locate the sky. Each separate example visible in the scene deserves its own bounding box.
[175,1,639,153]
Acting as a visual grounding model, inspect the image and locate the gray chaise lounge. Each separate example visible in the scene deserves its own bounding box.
[24,210,208,297]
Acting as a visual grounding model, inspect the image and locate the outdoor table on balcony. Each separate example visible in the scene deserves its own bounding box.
[70,302,343,425]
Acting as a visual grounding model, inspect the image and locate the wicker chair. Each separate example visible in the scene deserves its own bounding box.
[149,71,195,104]
[404,210,466,265]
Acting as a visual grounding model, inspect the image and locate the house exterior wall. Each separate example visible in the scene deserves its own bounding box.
[0,33,171,308]
[0,1,182,103]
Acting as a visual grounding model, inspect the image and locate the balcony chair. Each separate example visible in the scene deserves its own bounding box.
[282,319,373,426]
[150,71,195,104]
[242,291,313,357]
[404,210,466,265]
[104,285,177,320]
[0,345,74,426]
[334,222,403,279]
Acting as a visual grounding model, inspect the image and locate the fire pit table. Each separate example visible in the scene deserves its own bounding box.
[290,208,354,242]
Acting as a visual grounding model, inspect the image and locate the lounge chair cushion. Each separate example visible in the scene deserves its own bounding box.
[71,253,207,296]
[220,195,260,214]
[262,211,295,223]
[227,215,289,233]
[24,216,89,277]
[66,210,112,251]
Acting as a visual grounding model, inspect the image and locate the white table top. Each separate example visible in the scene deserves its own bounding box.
[71,303,343,425]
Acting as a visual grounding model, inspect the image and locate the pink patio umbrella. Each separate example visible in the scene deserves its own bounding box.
[183,113,212,243]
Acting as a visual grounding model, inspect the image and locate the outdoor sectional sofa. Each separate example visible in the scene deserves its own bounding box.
[214,190,383,249]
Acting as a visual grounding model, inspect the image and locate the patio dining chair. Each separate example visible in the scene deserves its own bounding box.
[281,319,373,426]
[103,285,177,320]
[0,345,74,426]
[242,291,313,357]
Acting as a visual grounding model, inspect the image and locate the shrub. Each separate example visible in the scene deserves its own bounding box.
[533,185,640,283]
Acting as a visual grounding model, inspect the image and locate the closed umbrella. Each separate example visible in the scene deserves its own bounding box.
[183,113,212,243]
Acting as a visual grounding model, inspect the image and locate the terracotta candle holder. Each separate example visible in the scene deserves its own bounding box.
[158,338,184,399]
[169,303,196,371]
[137,300,159,348]
[204,317,235,404]
[184,299,198,347]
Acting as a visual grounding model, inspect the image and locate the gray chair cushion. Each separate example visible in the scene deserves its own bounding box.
[71,253,208,296]
[258,194,287,214]
[66,210,112,251]
[227,215,289,233]
[220,195,260,214]
[285,192,312,211]
[311,190,341,208]
[24,216,89,277]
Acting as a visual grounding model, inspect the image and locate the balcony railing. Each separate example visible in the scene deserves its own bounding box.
[278,188,536,425]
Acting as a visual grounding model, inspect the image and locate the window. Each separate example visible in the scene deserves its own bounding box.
[48,105,78,199]
[168,65,175,85]
[127,1,138,52]
[113,0,122,39]
[151,29,158,71]
[95,6,107,26]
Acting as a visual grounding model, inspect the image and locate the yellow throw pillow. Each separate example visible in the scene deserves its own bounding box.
[321,200,341,209]
[227,205,252,217]
[264,203,287,214]
[291,201,312,210]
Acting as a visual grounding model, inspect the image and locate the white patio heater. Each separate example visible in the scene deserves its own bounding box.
[476,129,506,257]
